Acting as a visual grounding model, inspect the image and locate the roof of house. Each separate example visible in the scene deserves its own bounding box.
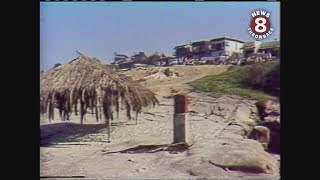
[114,59,128,64]
[118,60,135,65]
[115,54,129,58]
[241,46,256,50]
[174,44,191,49]
[191,40,210,46]
[158,56,174,61]
[259,41,280,49]
[241,41,279,50]
[210,36,245,43]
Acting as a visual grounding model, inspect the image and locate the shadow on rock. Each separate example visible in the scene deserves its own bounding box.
[250,100,280,154]
[103,142,190,154]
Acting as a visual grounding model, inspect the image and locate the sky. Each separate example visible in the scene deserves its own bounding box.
[40,2,280,71]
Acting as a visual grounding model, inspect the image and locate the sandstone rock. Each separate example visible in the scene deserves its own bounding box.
[219,124,247,140]
[187,161,229,177]
[259,121,280,154]
[234,104,253,122]
[248,119,280,154]
[264,115,280,123]
[248,126,271,150]
[256,100,280,120]
[207,139,278,174]
[233,104,260,132]
[264,100,276,114]
[252,99,280,153]
[137,167,148,173]
[170,88,179,93]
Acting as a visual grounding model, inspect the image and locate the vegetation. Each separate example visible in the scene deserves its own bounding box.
[189,61,280,101]
[145,54,161,65]
[54,63,62,68]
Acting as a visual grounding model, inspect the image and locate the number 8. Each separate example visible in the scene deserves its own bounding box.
[255,17,267,33]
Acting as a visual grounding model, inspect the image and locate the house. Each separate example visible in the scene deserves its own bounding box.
[242,40,280,58]
[133,63,148,68]
[174,44,193,59]
[209,36,245,61]
[241,41,262,57]
[191,41,211,60]
[173,37,245,63]
[131,52,147,61]
[117,60,135,69]
[157,55,175,66]
[114,52,148,69]
[258,41,280,58]
[113,53,129,64]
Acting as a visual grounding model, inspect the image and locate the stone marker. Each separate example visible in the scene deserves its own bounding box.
[173,94,189,143]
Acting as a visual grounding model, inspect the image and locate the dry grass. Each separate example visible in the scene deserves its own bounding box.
[189,61,279,102]
[40,52,159,123]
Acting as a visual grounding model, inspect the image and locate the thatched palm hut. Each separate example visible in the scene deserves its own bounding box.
[40,52,159,126]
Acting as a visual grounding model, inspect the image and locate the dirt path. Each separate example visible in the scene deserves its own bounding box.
[123,65,230,100]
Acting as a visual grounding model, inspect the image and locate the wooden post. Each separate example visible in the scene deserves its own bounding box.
[80,100,85,124]
[135,111,138,125]
[108,118,111,142]
[95,106,99,122]
[105,90,113,142]
[173,94,189,143]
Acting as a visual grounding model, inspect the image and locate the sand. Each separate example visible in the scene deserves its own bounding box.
[40,65,280,179]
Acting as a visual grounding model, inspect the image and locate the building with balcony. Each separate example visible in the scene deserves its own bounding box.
[174,44,193,59]
[258,41,280,58]
[242,41,262,57]
[188,41,211,60]
[209,36,244,60]
[173,36,245,62]
[242,40,280,58]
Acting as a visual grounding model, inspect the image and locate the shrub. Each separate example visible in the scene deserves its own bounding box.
[242,61,279,97]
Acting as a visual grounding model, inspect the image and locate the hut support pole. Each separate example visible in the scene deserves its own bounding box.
[80,100,85,124]
[107,106,113,142]
[108,118,111,142]
[48,105,51,123]
[48,101,54,123]
[125,102,131,121]
[103,89,113,142]
[135,112,138,125]
[102,104,111,142]
[115,95,119,120]
[99,106,102,120]
[74,103,78,116]
[95,106,99,122]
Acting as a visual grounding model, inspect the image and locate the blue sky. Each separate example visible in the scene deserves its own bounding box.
[40,2,280,71]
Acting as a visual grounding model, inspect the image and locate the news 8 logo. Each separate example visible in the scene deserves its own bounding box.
[248,10,274,39]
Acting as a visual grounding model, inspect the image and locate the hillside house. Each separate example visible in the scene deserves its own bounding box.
[242,40,280,58]
[157,54,175,66]
[241,41,262,57]
[174,44,193,59]
[191,41,211,60]
[209,36,244,61]
[131,52,147,61]
[258,41,280,58]
[112,53,129,64]
[173,37,245,63]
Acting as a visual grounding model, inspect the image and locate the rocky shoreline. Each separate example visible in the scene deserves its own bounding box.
[41,92,280,179]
